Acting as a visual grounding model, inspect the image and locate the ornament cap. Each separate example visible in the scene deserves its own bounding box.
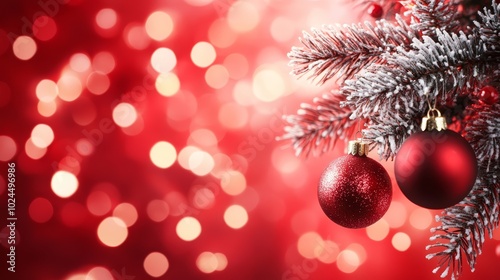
[347,139,369,156]
[421,108,447,131]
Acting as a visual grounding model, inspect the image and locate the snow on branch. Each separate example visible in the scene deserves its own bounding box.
[409,0,459,35]
[288,16,417,84]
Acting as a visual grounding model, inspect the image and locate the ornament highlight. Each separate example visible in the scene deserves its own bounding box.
[367,4,383,18]
[394,109,478,209]
[477,85,499,105]
[318,140,392,228]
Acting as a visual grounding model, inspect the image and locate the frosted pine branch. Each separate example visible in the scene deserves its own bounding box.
[288,16,417,84]
[475,2,500,52]
[409,0,459,35]
[426,179,500,280]
[280,93,356,157]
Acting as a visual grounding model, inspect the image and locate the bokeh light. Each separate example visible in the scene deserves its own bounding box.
[97,217,128,247]
[96,8,118,29]
[13,36,37,60]
[366,218,390,241]
[151,47,177,73]
[144,252,169,277]
[297,231,323,259]
[29,197,54,223]
[155,72,180,97]
[33,16,58,41]
[36,79,58,102]
[188,150,215,176]
[69,53,91,73]
[86,267,114,280]
[113,203,138,227]
[392,232,412,252]
[146,11,174,41]
[205,64,229,89]
[227,1,260,33]
[0,136,17,161]
[409,208,433,230]
[150,141,177,169]
[147,199,170,222]
[87,190,112,216]
[191,41,216,68]
[112,102,138,127]
[220,170,246,196]
[31,124,54,148]
[176,216,202,241]
[223,204,248,229]
[51,171,79,198]
[337,249,360,273]
[57,72,83,102]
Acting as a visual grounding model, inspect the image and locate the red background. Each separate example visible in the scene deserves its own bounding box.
[0,0,499,279]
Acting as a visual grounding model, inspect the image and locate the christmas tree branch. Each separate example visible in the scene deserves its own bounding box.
[426,179,500,280]
[409,0,459,36]
[288,16,417,84]
[280,93,356,156]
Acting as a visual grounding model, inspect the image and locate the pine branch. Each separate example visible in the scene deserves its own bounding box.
[465,103,500,179]
[288,16,417,84]
[409,0,460,35]
[426,179,500,280]
[475,2,500,51]
[343,29,491,120]
[280,93,356,156]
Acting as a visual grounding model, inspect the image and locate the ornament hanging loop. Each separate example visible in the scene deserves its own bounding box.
[421,107,447,131]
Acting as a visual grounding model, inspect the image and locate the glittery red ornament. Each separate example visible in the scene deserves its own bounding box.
[477,85,499,105]
[394,130,478,209]
[318,141,392,228]
[368,4,383,18]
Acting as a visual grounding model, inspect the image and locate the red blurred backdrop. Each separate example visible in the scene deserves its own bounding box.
[0,0,499,279]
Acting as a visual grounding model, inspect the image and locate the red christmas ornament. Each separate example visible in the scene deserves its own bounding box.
[394,110,478,209]
[368,3,383,18]
[318,140,392,228]
[477,85,499,105]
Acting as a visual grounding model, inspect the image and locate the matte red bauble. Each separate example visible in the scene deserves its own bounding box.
[318,141,392,228]
[394,130,478,209]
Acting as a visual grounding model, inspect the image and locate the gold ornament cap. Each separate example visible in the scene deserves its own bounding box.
[421,108,447,131]
[347,139,369,156]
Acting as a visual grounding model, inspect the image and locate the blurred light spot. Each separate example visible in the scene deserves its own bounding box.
[366,218,390,241]
[57,73,83,102]
[112,102,137,127]
[315,240,339,264]
[197,252,218,274]
[165,191,188,217]
[496,244,500,257]
[191,42,216,68]
[146,11,174,41]
[31,123,54,148]
[220,170,246,196]
[233,187,260,212]
[297,231,323,259]
[208,19,236,48]
[214,253,227,271]
[409,208,433,230]
[224,53,249,79]
[189,151,215,176]
[29,197,53,223]
[151,47,177,73]
[392,232,411,251]
[270,17,295,42]
[124,23,150,50]
[65,273,86,280]
[0,81,12,107]
[191,187,215,209]
[0,136,17,161]
[69,53,91,73]
[37,100,57,117]
[384,201,407,228]
[185,0,213,6]
[36,79,58,102]
[233,80,255,106]
[51,170,78,198]
[176,216,201,241]
[33,16,58,41]
[87,267,113,280]
[227,1,260,33]
[96,8,117,29]
[224,204,248,229]
[178,146,200,170]
[147,199,170,222]
[97,217,128,247]
[218,102,248,129]
[155,72,180,97]
[337,250,360,273]
[87,190,112,216]
[86,72,110,95]
[189,129,218,147]
[150,141,177,169]
[92,52,115,74]
[76,139,94,156]
[144,252,169,278]
[113,203,138,227]
[13,36,37,60]
[253,68,285,102]
[205,64,229,89]
[25,138,47,160]
[346,243,367,264]
[122,115,144,136]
